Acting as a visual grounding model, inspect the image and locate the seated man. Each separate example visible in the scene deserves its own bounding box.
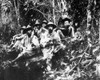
[39,28,50,48]
[31,29,40,48]
[9,26,27,51]
[11,25,35,63]
[13,26,27,40]
[38,20,48,36]
[52,27,66,53]
[33,20,41,37]
[41,20,48,28]
[40,22,57,71]
[60,15,75,38]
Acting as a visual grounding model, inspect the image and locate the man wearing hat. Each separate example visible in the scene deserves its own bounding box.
[38,20,48,35]
[52,27,66,53]
[40,21,57,71]
[26,25,33,37]
[71,28,83,41]
[40,21,57,49]
[10,24,36,63]
[41,20,48,28]
[45,21,57,34]
[38,20,48,46]
[12,26,27,40]
[60,15,75,37]
[9,26,27,51]
[33,20,41,37]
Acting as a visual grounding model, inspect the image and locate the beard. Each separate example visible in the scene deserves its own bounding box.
[64,25,70,27]
[27,32,31,37]
[49,29,53,33]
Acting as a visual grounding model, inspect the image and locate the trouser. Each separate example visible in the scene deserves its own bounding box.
[54,42,66,53]
[12,50,33,63]
[42,46,54,71]
[12,40,24,51]
[42,46,54,60]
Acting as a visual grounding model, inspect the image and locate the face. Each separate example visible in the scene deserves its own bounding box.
[64,21,70,26]
[21,30,23,34]
[34,27,38,32]
[32,30,35,35]
[48,26,53,30]
[42,23,47,27]
[37,25,40,30]
[48,26,53,33]
[60,23,63,28]
[27,30,32,34]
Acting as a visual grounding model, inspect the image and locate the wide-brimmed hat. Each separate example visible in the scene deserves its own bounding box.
[21,26,27,30]
[62,15,71,23]
[42,20,48,24]
[20,26,28,33]
[26,25,32,31]
[45,22,57,29]
[34,20,41,26]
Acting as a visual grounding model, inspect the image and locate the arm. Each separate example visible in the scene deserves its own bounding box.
[15,34,26,40]
[58,30,65,39]
[69,26,75,37]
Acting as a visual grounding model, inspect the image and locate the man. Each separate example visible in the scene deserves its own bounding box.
[9,26,27,51]
[11,25,35,63]
[52,27,66,53]
[31,29,40,48]
[58,17,63,28]
[60,15,75,37]
[33,20,41,36]
[38,20,48,37]
[40,21,57,71]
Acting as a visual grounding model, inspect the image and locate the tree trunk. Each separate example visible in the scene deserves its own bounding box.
[52,0,55,24]
[87,0,91,30]
[99,18,100,45]
[95,10,100,78]
[13,0,20,28]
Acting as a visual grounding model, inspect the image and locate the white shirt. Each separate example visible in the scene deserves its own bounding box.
[39,28,52,47]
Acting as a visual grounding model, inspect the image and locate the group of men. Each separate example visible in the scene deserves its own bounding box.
[8,15,82,71]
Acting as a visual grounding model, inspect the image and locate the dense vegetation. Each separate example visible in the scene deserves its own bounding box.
[0,0,100,80]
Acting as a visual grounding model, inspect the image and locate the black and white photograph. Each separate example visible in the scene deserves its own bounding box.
[0,0,100,80]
